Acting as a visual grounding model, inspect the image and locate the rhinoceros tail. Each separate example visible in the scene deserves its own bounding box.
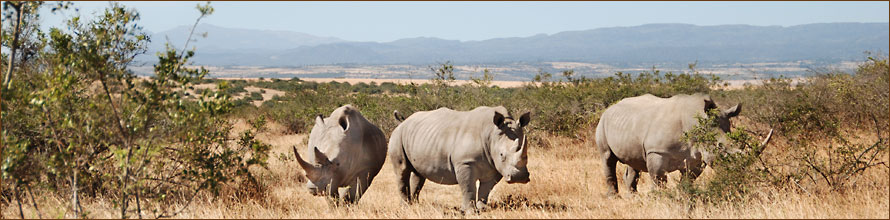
[594,116,609,153]
[393,110,406,122]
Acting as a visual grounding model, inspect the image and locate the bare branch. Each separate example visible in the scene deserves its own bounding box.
[155,186,203,219]
[25,184,42,219]
[760,129,774,147]
[15,183,25,219]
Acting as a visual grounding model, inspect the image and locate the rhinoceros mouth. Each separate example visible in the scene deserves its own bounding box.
[506,177,530,184]
[507,179,529,184]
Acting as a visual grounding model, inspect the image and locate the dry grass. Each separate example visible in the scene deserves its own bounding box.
[3,121,888,219]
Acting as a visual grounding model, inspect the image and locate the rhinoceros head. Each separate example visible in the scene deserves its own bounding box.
[701,101,743,164]
[714,103,742,133]
[294,108,355,196]
[293,146,337,196]
[490,111,531,184]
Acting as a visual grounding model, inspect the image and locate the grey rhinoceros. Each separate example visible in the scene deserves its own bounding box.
[388,106,531,212]
[292,104,387,203]
[595,93,771,195]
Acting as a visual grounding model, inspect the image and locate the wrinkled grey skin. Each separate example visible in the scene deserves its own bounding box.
[293,105,387,204]
[595,94,742,195]
[388,106,531,213]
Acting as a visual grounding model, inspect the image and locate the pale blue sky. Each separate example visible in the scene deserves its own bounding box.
[40,1,890,42]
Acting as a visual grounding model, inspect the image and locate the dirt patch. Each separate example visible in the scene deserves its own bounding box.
[194,84,285,107]
[243,86,285,106]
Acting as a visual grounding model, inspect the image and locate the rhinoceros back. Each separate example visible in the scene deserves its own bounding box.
[389,107,505,184]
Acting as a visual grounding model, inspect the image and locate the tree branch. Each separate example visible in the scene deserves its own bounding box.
[25,183,43,219]
[155,186,203,219]
[4,2,25,89]
[15,183,25,219]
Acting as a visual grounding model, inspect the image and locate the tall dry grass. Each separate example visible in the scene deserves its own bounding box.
[3,120,887,218]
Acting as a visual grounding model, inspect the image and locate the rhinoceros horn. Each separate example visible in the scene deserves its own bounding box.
[293,146,318,177]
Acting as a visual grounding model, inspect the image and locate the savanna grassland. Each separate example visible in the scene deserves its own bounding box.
[5,61,889,218]
[8,120,886,219]
[2,2,888,219]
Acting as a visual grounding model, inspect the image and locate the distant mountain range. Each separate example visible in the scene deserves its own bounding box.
[149,24,344,52]
[140,23,889,67]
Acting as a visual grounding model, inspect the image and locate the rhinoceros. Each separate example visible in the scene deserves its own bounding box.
[595,93,770,195]
[292,105,387,203]
[388,106,531,212]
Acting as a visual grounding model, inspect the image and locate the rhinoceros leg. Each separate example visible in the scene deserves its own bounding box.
[602,151,620,195]
[409,172,426,201]
[342,174,372,204]
[455,163,478,213]
[325,177,343,206]
[392,145,417,205]
[396,169,414,205]
[624,167,640,193]
[475,179,499,210]
[646,153,668,187]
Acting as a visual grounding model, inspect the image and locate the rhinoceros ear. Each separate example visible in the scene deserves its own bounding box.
[519,112,531,127]
[316,115,325,126]
[338,115,349,131]
[338,106,353,131]
[493,112,506,127]
[724,103,742,118]
[704,99,718,111]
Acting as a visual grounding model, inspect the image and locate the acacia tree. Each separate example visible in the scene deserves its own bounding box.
[2,2,270,218]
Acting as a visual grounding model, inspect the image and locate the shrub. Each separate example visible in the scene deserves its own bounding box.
[673,109,773,204]
[1,3,270,218]
[720,56,889,192]
[249,62,721,145]
[249,91,263,101]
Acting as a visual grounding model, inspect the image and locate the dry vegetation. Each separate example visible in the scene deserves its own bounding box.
[297,78,529,88]
[3,2,888,219]
[4,118,886,218]
[5,60,888,218]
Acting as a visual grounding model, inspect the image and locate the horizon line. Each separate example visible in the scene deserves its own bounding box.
[155,21,890,44]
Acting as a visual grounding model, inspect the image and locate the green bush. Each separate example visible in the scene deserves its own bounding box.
[245,62,721,144]
[661,57,889,207]
[672,109,772,204]
[720,56,888,191]
[1,3,270,218]
[249,91,263,101]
